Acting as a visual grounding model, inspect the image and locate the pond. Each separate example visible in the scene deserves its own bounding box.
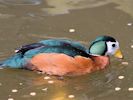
[0,0,133,100]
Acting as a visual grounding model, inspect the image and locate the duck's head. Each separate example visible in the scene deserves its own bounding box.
[88,35,123,59]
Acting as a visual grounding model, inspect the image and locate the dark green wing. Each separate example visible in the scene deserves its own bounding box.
[16,39,87,56]
[24,45,90,58]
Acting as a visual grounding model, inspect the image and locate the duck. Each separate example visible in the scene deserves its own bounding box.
[0,35,123,76]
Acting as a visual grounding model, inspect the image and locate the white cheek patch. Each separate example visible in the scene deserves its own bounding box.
[106,41,119,56]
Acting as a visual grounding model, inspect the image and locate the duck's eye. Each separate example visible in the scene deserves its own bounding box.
[112,44,116,47]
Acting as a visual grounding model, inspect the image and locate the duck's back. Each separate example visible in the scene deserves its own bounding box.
[1,39,90,68]
[39,39,86,51]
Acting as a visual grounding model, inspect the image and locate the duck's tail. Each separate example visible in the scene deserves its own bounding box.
[0,53,25,68]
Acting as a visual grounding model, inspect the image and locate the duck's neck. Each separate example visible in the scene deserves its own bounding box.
[91,56,110,70]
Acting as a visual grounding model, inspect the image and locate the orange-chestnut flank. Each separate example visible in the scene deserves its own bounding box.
[28,53,109,76]
[0,36,123,76]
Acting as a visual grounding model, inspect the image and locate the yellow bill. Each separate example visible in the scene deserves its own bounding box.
[114,49,123,59]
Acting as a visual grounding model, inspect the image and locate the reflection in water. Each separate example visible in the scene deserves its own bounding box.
[0,0,42,5]
[43,0,133,17]
[31,76,69,100]
[32,75,90,100]
[0,0,133,17]
[112,0,133,17]
[49,89,67,100]
[43,0,111,15]
[43,0,133,16]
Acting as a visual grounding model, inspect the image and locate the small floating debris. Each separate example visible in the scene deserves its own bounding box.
[128,87,133,91]
[121,62,129,65]
[127,23,132,26]
[0,83,2,86]
[118,75,125,80]
[19,83,23,85]
[48,80,54,84]
[115,87,121,91]
[11,89,18,93]
[69,29,75,33]
[42,88,48,91]
[30,92,36,96]
[131,45,133,48]
[8,98,14,100]
[44,76,51,80]
[68,95,75,99]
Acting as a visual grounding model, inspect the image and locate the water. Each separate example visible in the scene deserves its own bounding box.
[0,0,133,100]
